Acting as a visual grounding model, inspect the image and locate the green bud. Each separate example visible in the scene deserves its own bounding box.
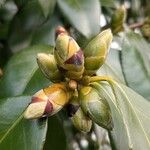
[84,29,113,75]
[37,53,62,82]
[79,84,113,130]
[141,18,150,40]
[54,34,84,80]
[111,5,126,34]
[67,95,92,132]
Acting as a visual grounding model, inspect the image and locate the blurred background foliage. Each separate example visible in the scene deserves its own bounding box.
[0,0,150,150]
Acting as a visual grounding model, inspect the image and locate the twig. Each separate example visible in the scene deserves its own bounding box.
[128,22,144,29]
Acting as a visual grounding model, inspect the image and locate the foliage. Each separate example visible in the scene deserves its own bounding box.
[0,0,150,150]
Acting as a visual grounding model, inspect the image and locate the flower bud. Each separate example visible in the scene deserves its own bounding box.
[141,18,150,40]
[37,53,62,82]
[55,26,68,37]
[110,5,126,34]
[84,29,113,75]
[67,95,92,132]
[79,85,113,130]
[24,83,71,119]
[54,34,84,80]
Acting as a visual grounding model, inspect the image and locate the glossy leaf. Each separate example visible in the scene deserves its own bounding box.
[0,45,53,98]
[94,82,150,150]
[121,32,150,100]
[8,1,46,52]
[0,96,47,150]
[57,0,100,38]
[44,116,67,150]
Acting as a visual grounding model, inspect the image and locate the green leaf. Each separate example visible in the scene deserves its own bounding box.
[98,49,125,84]
[0,96,47,150]
[121,32,150,100]
[14,0,29,7]
[8,1,47,52]
[94,82,150,150]
[38,0,56,18]
[99,0,115,7]
[0,0,6,7]
[57,0,100,38]
[44,116,67,150]
[31,16,62,46]
[0,45,53,98]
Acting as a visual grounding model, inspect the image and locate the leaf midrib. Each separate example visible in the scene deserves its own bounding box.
[0,112,24,144]
[113,83,150,148]
[0,66,39,143]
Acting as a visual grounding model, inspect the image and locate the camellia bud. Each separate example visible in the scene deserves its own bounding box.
[84,29,113,75]
[55,26,68,37]
[79,84,113,130]
[141,18,150,40]
[67,94,92,132]
[54,33,84,80]
[24,83,71,119]
[110,5,126,34]
[37,53,62,82]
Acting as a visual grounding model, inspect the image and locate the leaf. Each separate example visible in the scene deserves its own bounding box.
[38,0,56,18]
[31,16,62,46]
[97,49,125,84]
[14,0,29,7]
[44,116,67,150]
[121,32,150,100]
[0,0,6,7]
[0,96,47,150]
[0,45,53,98]
[99,0,115,7]
[8,1,47,52]
[94,82,150,150]
[57,0,100,38]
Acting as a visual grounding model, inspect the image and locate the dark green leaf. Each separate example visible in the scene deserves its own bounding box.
[57,0,100,38]
[0,96,47,150]
[8,1,46,52]
[94,82,150,150]
[0,45,53,98]
[14,0,29,7]
[44,116,67,150]
[121,32,150,100]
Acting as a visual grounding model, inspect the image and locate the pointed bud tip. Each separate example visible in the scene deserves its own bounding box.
[37,53,51,60]
[37,53,45,58]
[103,28,113,38]
[102,28,113,45]
[55,26,68,37]
[120,5,126,11]
[37,53,48,62]
[24,101,47,119]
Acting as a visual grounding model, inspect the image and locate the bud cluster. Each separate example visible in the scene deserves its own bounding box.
[24,26,113,132]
